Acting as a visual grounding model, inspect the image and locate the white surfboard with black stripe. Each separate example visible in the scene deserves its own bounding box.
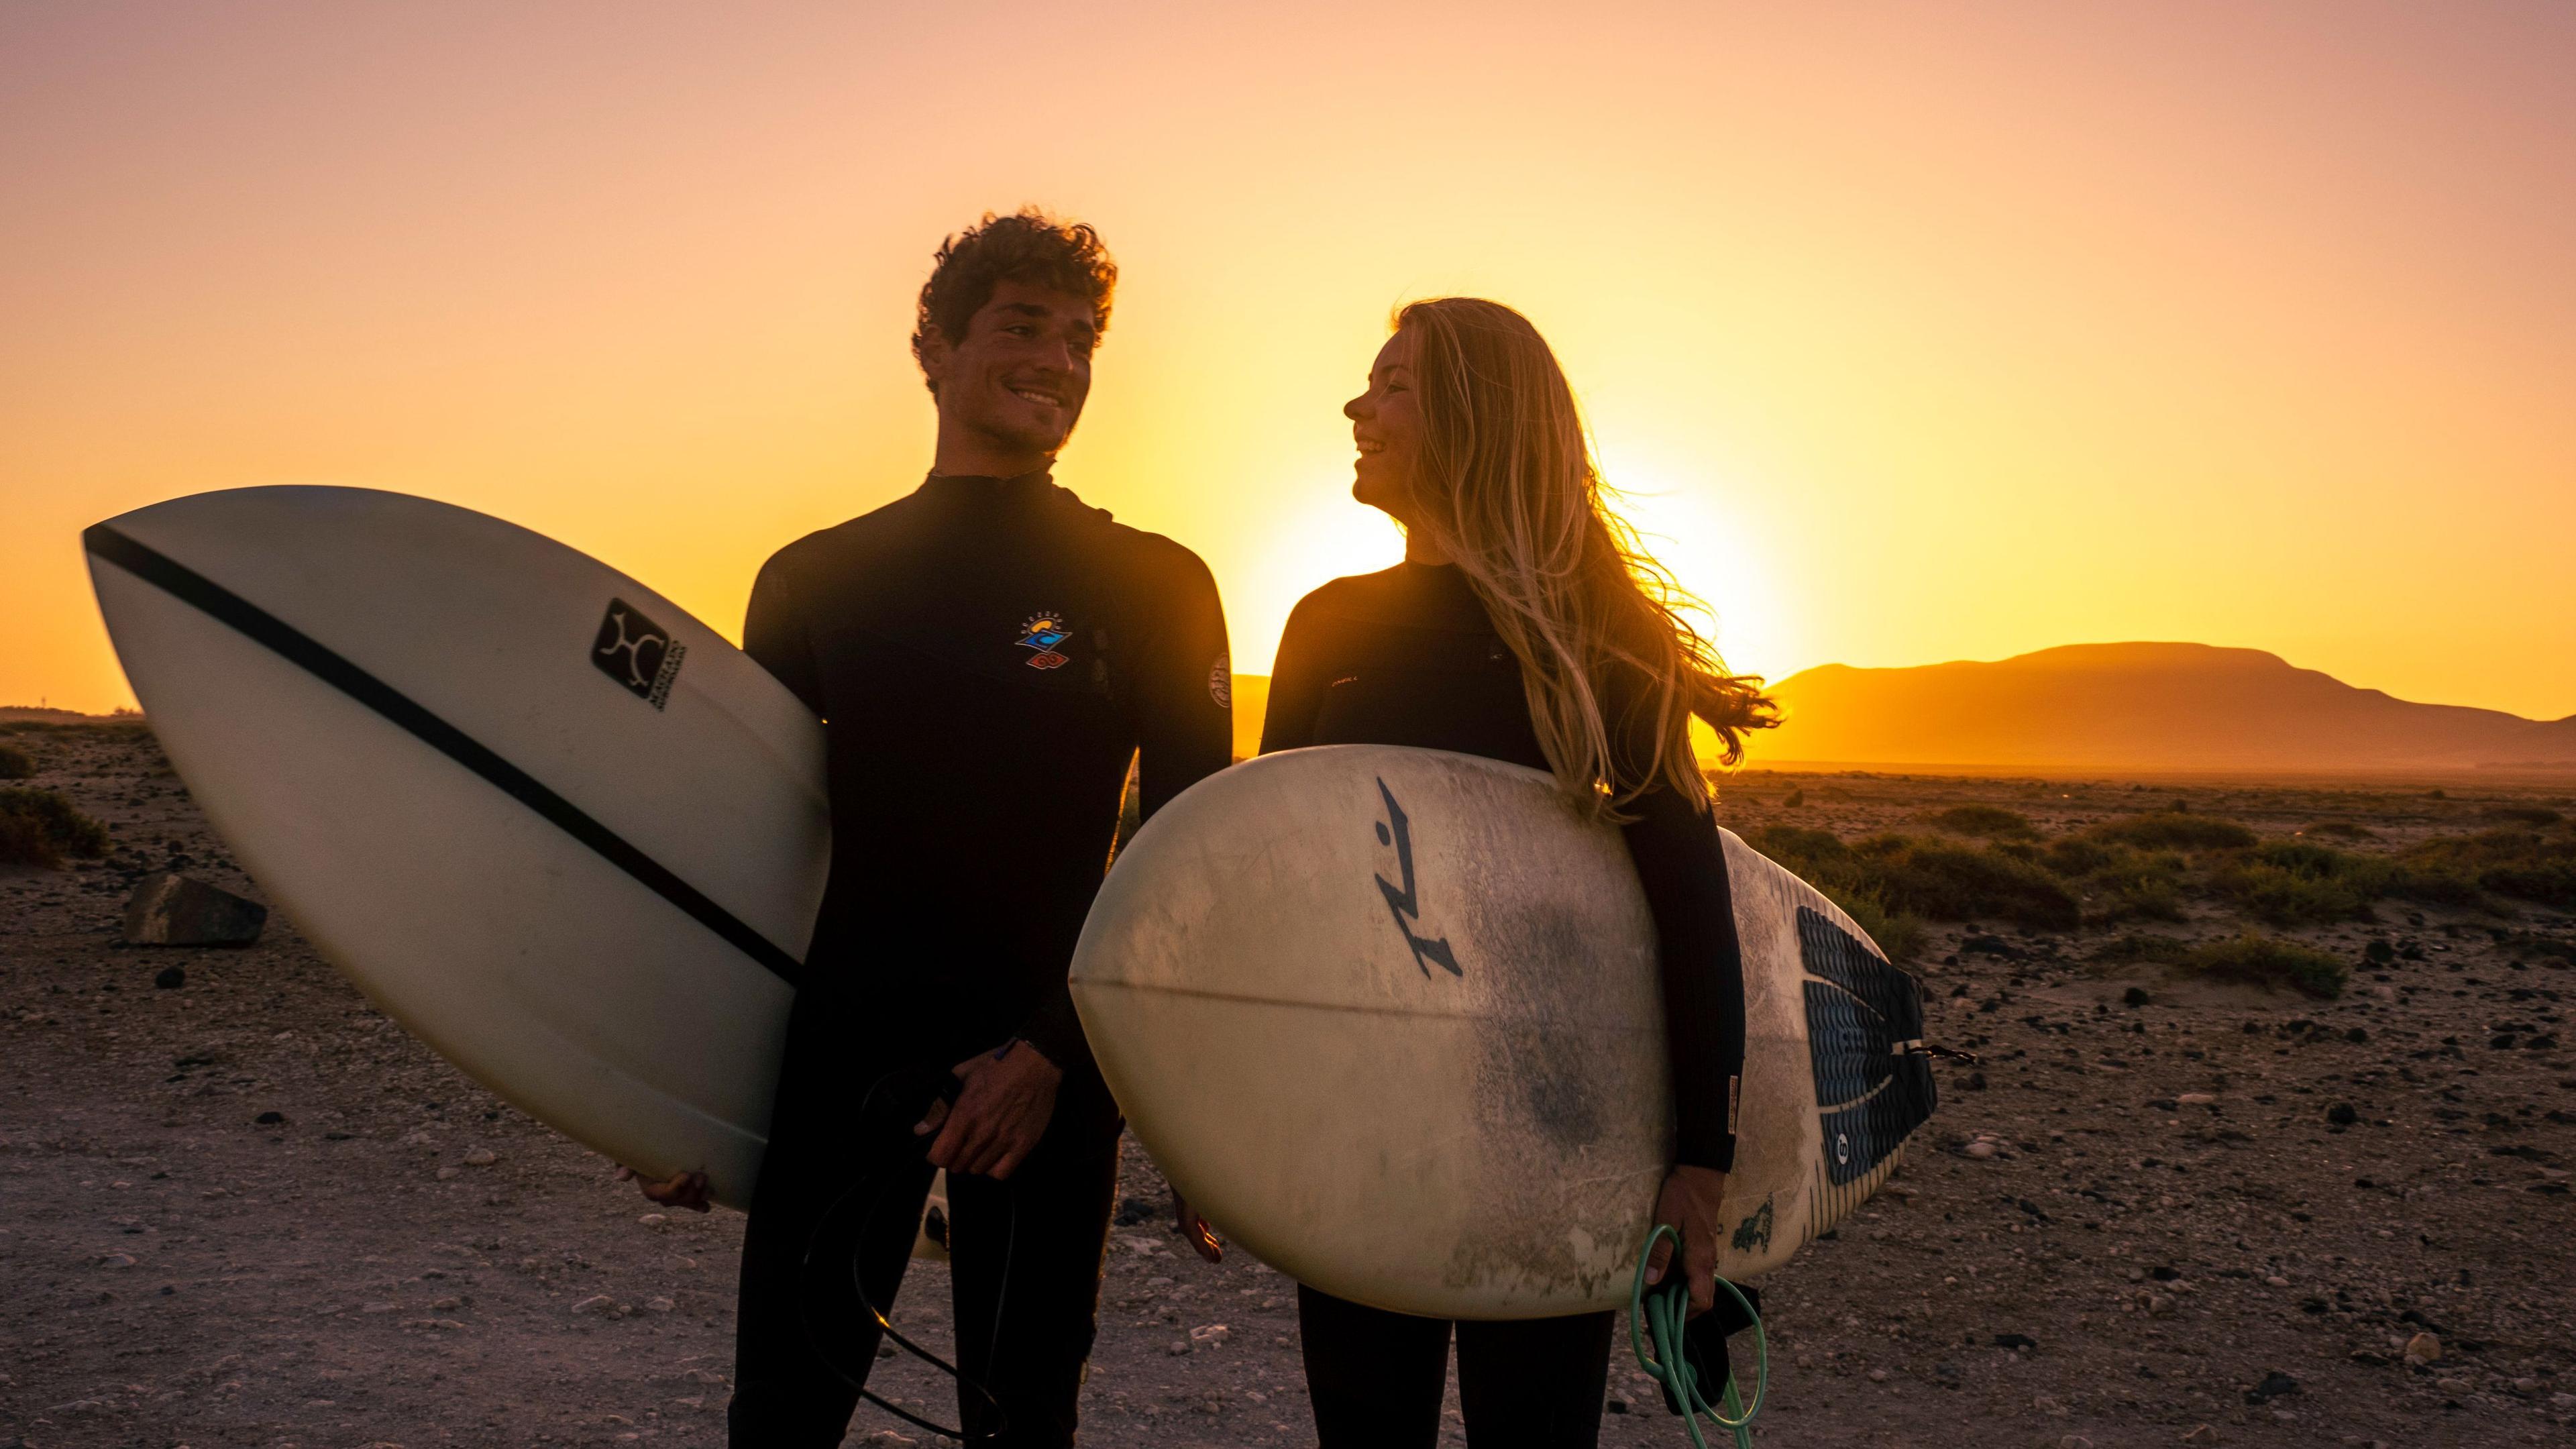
[1069,745,1937,1319]
[85,486,823,1209]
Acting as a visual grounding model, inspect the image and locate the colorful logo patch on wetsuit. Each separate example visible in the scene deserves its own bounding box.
[1016,612,1071,669]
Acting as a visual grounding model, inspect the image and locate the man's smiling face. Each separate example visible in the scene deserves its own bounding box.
[920,278,1098,463]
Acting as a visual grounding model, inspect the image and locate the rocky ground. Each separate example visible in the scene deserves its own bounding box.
[3,725,2572,1448]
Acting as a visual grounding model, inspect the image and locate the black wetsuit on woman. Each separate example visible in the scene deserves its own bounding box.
[1262,560,1748,1449]
[732,468,1232,1447]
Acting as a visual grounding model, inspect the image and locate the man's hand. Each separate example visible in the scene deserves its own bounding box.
[614,1165,712,1214]
[1644,1164,1727,1316]
[915,1040,1061,1180]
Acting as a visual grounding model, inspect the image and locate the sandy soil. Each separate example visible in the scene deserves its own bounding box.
[4,729,2573,1448]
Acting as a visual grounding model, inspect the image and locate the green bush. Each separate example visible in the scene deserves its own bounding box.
[2209,840,2400,925]
[2400,826,2576,910]
[1925,805,2037,840]
[1754,826,2082,930]
[1745,826,1923,961]
[0,788,111,868]
[2037,837,2188,922]
[2088,812,2258,851]
[0,743,32,781]
[2182,934,2348,1000]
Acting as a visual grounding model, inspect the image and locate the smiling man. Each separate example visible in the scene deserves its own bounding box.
[631,211,1232,1447]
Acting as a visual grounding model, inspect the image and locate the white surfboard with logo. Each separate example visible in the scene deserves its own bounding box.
[85,486,948,1243]
[1069,745,1937,1319]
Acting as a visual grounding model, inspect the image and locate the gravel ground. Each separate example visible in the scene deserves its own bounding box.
[4,726,2573,1448]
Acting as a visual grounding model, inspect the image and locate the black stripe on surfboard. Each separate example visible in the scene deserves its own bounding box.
[83,524,804,987]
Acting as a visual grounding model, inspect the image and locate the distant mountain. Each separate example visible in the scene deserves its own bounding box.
[1761,643,2576,772]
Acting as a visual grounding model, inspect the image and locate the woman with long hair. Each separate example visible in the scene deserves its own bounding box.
[1261,297,1775,1446]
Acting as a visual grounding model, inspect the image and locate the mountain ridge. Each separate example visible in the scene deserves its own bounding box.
[1761,641,2576,771]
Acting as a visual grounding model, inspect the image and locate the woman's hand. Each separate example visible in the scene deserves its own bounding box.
[1645,1164,1727,1316]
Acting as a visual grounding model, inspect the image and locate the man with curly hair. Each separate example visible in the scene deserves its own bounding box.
[628,209,1233,1446]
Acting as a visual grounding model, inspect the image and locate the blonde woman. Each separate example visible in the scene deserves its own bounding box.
[1261,298,1774,1446]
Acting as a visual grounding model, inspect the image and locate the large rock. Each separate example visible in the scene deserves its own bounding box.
[122,872,266,946]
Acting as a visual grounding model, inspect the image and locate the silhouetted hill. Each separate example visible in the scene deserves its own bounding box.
[1764,643,2576,772]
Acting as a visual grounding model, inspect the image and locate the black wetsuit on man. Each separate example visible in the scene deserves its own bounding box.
[1263,560,1748,1449]
[732,468,1232,1446]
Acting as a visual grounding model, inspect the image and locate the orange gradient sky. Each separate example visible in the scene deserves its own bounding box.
[6,1,2573,720]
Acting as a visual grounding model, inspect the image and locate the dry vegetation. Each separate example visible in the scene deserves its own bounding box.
[4,729,2573,1447]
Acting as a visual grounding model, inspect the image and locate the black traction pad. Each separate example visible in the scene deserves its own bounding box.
[1798,906,1935,1185]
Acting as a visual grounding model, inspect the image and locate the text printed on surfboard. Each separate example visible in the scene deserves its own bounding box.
[592,598,688,710]
[1371,778,1460,977]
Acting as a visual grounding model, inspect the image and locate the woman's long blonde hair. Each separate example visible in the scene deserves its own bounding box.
[1395,297,1776,816]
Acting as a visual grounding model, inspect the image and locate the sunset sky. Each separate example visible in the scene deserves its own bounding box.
[6,1,2573,722]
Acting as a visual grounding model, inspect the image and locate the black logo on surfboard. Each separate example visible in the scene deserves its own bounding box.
[1372,778,1459,979]
[593,599,687,710]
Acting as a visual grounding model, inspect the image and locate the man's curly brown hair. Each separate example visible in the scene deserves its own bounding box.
[910,209,1117,394]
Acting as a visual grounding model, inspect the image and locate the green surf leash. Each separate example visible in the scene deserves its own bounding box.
[1628,1224,1766,1449]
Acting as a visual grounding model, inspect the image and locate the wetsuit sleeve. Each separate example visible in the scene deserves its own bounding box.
[1621,767,1748,1175]
[1132,551,1234,818]
[1257,593,1330,754]
[742,551,824,718]
[1018,548,1233,1070]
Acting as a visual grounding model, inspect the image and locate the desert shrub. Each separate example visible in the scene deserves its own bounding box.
[2297,820,2377,841]
[0,788,111,868]
[2041,837,2119,877]
[2483,806,2563,826]
[1926,805,2037,840]
[0,743,33,780]
[1858,837,2084,930]
[2208,840,2400,925]
[2182,934,2348,1000]
[2500,930,2576,964]
[1753,825,2080,932]
[2036,837,2188,923]
[1745,826,1923,961]
[2088,812,2257,851]
[2091,932,2191,965]
[2400,826,2576,910]
[1825,891,1927,965]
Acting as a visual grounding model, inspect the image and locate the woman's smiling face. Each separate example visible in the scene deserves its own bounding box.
[1345,327,1424,523]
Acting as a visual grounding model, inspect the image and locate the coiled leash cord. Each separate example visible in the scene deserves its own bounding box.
[1628,1224,1766,1449]
[799,1067,1018,1444]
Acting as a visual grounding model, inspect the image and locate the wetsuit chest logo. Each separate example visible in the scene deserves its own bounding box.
[592,598,686,710]
[1015,612,1071,670]
[1372,778,1460,979]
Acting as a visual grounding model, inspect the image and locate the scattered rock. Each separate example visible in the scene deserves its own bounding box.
[639,1214,667,1227]
[153,965,185,989]
[2176,1092,2216,1106]
[2243,1371,2299,1405]
[1994,1334,2038,1350]
[121,873,266,946]
[2402,1332,2441,1366]
[2121,987,2151,1007]
[1167,1339,1191,1356]
[1189,1324,1230,1347]
[647,1297,675,1313]
[2180,1426,2220,1444]
[253,1112,286,1126]
[1965,1141,1998,1160]
[572,1294,616,1315]
[2325,1104,2358,1126]
[462,1148,497,1167]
